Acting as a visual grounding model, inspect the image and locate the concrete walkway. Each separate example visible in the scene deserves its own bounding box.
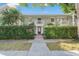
[0,50,79,56]
[28,35,52,56]
[0,51,28,56]
[51,51,79,56]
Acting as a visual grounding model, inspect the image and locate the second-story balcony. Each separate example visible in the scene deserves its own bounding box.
[34,20,44,26]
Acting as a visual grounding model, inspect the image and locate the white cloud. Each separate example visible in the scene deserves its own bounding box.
[7,3,19,8]
[7,3,19,6]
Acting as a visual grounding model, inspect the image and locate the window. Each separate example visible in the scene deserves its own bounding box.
[38,18,41,20]
[51,18,54,22]
[37,18,41,24]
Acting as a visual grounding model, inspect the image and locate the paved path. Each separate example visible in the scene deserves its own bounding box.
[51,51,79,56]
[0,51,79,56]
[28,35,52,56]
[0,51,28,56]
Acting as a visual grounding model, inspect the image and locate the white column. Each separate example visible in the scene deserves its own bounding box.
[41,26,43,34]
[61,18,62,26]
[57,18,59,26]
[35,26,38,34]
[59,17,62,26]
[72,13,75,26]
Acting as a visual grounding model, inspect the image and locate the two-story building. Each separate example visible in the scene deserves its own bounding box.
[23,14,76,34]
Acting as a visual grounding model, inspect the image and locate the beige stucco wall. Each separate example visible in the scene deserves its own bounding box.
[23,15,75,26]
[0,14,75,26]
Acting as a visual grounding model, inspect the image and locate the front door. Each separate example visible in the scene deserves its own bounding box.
[37,26,41,34]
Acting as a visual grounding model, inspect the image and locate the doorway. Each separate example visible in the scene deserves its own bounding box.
[37,26,41,34]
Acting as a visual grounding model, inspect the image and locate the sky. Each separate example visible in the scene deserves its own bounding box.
[0,3,64,15]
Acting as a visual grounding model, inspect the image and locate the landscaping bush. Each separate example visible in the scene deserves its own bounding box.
[0,26,35,39]
[47,23,54,25]
[44,26,77,39]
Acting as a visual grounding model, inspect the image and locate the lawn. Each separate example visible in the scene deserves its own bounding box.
[47,40,79,51]
[0,40,32,51]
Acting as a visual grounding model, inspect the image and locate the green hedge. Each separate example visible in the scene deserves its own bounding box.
[0,26,35,39]
[44,26,77,39]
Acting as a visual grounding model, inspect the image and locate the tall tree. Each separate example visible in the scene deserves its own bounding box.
[1,8,24,26]
[59,3,75,13]
[75,3,79,38]
[19,3,55,7]
[19,3,28,7]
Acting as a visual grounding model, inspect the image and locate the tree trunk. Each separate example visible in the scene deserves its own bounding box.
[75,3,79,38]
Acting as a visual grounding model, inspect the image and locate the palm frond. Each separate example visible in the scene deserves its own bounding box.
[19,3,28,7]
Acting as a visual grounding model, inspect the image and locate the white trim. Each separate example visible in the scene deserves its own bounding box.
[23,14,72,16]
[72,13,75,26]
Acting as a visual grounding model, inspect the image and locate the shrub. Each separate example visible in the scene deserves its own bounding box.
[44,26,77,39]
[0,26,35,39]
[47,23,54,25]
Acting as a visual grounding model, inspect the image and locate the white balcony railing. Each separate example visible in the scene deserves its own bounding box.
[34,20,44,26]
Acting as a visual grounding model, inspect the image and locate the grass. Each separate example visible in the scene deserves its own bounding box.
[0,40,32,51]
[47,40,79,51]
[47,42,64,50]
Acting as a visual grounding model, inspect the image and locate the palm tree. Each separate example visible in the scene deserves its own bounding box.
[1,7,24,26]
